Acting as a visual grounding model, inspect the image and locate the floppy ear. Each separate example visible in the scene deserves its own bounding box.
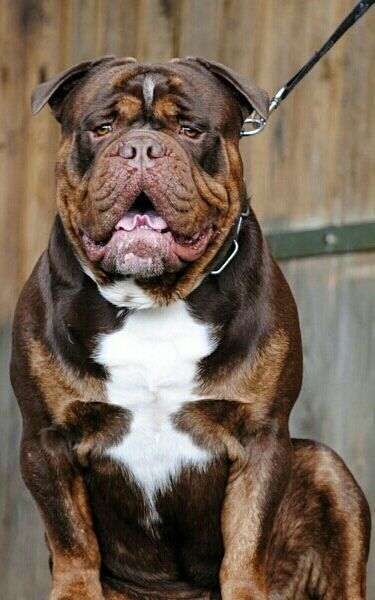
[184,56,269,121]
[31,55,117,120]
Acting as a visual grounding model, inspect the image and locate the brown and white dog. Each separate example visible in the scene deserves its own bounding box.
[11,56,370,600]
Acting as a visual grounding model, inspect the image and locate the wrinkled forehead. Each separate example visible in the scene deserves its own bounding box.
[68,61,237,126]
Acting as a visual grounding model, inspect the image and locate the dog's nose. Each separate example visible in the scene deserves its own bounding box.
[119,136,165,169]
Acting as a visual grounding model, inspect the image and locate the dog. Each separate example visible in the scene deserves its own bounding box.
[11,55,370,599]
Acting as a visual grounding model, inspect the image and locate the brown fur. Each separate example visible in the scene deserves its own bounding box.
[153,96,180,120]
[28,339,131,467]
[117,95,143,122]
[23,428,103,599]
[28,338,106,422]
[139,139,244,305]
[200,329,290,422]
[50,61,248,305]
[11,56,371,600]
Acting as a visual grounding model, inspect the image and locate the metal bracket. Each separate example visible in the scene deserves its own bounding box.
[266,221,375,261]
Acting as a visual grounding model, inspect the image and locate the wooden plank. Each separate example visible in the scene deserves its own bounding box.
[0,0,22,323]
[66,0,108,62]
[136,0,177,62]
[236,0,375,231]
[178,0,225,59]
[18,0,62,286]
[0,321,50,600]
[0,0,32,322]
[104,0,138,57]
[284,252,375,594]
[0,1,59,597]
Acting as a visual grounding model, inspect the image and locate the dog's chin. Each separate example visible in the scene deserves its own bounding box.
[99,229,183,278]
[82,226,214,279]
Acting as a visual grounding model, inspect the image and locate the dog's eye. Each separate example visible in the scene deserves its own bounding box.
[93,123,113,137]
[179,126,201,139]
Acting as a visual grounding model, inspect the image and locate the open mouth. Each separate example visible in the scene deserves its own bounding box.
[81,192,214,275]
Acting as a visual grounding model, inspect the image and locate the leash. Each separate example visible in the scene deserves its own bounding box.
[212,0,373,275]
[240,0,374,137]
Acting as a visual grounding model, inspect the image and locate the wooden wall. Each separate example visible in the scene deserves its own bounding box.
[0,1,374,598]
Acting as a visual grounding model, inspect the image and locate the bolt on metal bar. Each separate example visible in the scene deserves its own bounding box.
[266,221,375,261]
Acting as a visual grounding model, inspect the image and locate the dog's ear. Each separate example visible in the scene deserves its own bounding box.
[31,55,118,120]
[183,57,269,121]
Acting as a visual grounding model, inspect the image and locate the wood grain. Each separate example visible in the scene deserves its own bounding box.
[0,1,373,597]
[285,252,375,597]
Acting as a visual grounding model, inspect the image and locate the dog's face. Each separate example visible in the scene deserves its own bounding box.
[32,56,268,302]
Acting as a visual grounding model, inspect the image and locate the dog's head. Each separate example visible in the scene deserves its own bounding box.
[32,56,268,304]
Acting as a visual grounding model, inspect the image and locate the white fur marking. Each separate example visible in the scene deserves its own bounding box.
[78,257,156,310]
[98,278,156,309]
[143,74,156,111]
[94,301,215,521]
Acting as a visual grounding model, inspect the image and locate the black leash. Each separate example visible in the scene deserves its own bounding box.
[213,0,373,275]
[241,0,374,137]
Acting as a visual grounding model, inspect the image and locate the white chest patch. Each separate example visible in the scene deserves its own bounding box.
[98,278,157,309]
[94,300,215,513]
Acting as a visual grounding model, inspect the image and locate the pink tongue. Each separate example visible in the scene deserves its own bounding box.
[115,211,168,232]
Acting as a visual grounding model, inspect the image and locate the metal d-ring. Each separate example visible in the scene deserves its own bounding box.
[240,115,267,138]
[210,205,250,275]
[210,240,240,275]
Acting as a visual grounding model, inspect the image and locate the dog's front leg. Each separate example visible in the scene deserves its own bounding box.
[20,425,104,600]
[219,422,292,600]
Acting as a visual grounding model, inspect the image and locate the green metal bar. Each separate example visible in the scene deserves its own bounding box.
[266,221,375,261]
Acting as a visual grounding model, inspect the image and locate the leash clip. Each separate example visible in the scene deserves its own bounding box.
[269,86,286,114]
[211,205,250,275]
[239,1,374,138]
[240,88,285,138]
[240,113,267,138]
